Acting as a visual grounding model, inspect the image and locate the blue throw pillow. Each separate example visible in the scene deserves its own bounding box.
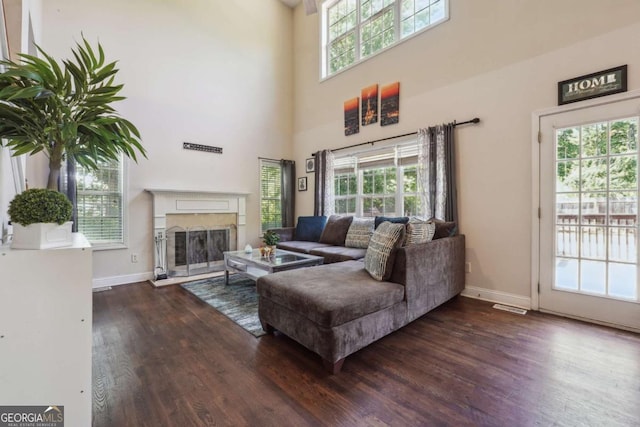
[374,215,409,229]
[295,216,327,242]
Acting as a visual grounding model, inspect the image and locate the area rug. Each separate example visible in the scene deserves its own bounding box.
[181,275,266,337]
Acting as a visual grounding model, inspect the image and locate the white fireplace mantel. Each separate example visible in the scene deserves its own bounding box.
[145,188,249,232]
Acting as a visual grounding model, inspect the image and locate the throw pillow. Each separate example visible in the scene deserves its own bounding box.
[404,217,436,246]
[319,215,354,246]
[430,219,457,239]
[364,222,406,281]
[295,216,327,242]
[345,217,375,248]
[374,215,409,229]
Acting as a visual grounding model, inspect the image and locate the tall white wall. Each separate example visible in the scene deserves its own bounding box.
[38,0,293,284]
[291,0,640,303]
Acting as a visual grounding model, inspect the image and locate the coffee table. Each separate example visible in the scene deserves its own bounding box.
[223,248,323,284]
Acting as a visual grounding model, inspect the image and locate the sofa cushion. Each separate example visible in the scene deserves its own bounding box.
[319,215,353,246]
[344,217,375,248]
[431,219,457,239]
[295,216,327,242]
[310,246,367,263]
[374,215,409,229]
[404,217,436,246]
[256,260,405,327]
[364,222,406,281]
[277,241,333,254]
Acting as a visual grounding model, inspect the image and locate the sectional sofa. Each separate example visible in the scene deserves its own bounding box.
[256,215,465,373]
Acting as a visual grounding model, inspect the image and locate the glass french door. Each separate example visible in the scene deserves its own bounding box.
[539,96,640,331]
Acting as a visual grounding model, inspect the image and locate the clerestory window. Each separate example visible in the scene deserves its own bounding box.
[322,0,448,78]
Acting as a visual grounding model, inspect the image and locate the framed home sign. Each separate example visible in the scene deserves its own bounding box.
[558,65,627,105]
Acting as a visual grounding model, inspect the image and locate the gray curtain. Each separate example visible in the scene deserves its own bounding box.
[417,123,457,223]
[280,159,296,227]
[313,150,335,216]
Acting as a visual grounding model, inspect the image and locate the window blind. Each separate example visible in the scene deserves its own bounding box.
[260,159,283,231]
[75,158,124,244]
[335,140,419,170]
[334,156,357,174]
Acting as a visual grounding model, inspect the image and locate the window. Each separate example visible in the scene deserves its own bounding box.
[333,141,420,216]
[322,0,448,78]
[362,167,397,215]
[335,171,358,215]
[334,156,358,215]
[554,117,638,300]
[402,165,419,216]
[72,155,126,247]
[260,159,283,231]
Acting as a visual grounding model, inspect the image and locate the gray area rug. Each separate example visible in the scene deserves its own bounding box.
[181,275,265,337]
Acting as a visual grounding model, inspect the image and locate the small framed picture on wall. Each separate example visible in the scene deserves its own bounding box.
[298,177,308,191]
[305,157,315,173]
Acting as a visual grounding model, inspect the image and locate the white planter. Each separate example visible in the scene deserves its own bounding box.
[11,221,74,249]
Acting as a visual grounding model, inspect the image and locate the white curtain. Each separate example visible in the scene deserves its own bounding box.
[417,124,457,222]
[314,150,335,216]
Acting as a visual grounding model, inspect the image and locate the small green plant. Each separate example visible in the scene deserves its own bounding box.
[8,189,73,226]
[262,230,280,246]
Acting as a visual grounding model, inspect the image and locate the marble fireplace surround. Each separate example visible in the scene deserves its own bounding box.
[145,189,249,286]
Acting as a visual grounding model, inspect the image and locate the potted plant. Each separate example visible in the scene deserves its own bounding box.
[0,37,146,190]
[262,230,280,256]
[8,188,73,249]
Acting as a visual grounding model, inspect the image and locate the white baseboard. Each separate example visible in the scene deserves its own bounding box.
[92,271,154,289]
[461,285,531,310]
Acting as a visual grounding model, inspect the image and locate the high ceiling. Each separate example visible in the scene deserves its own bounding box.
[279,0,301,8]
[280,0,317,15]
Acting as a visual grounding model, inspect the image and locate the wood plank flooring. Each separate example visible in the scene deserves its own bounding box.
[92,282,640,426]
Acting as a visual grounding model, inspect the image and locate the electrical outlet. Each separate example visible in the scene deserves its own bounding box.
[131,253,138,263]
[465,262,471,273]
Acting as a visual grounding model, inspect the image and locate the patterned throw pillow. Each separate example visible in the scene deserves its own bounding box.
[345,217,375,248]
[364,222,406,281]
[404,217,436,246]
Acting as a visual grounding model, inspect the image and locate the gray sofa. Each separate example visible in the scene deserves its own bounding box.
[256,233,465,373]
[269,216,368,264]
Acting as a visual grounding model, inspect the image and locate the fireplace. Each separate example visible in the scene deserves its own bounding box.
[167,227,230,276]
[145,189,249,285]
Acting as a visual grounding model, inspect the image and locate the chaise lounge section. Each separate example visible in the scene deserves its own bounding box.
[257,228,465,373]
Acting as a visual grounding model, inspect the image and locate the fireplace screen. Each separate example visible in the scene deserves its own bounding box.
[166,226,230,277]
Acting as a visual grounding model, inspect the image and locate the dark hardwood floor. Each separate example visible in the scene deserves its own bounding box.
[92,282,640,426]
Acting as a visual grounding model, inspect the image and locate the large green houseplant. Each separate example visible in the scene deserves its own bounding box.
[0,37,146,190]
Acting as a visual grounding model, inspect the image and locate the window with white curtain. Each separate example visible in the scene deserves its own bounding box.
[73,155,126,247]
[333,140,421,216]
[322,0,449,78]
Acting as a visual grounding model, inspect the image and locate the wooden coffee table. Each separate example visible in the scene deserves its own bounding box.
[223,249,323,284]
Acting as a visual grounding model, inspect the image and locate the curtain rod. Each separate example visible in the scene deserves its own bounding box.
[312,117,480,156]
